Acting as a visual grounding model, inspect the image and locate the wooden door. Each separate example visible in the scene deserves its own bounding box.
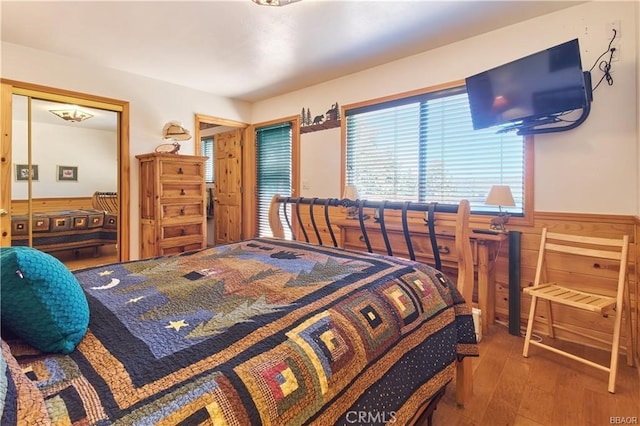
[214,129,243,245]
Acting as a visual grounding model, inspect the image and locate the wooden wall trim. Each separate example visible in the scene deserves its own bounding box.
[12,197,93,214]
[535,211,637,224]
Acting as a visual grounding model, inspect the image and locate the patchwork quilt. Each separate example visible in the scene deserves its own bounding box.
[6,238,477,425]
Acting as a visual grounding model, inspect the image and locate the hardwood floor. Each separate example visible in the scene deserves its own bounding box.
[55,244,119,271]
[434,324,639,425]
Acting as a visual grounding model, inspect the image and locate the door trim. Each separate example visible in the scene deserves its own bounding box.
[194,114,251,239]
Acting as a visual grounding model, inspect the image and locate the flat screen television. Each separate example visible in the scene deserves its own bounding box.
[465,39,591,131]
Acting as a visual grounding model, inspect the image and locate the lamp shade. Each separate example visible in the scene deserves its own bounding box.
[342,185,359,200]
[485,185,515,207]
[162,121,192,141]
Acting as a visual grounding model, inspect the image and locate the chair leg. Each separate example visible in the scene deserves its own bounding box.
[608,300,626,393]
[544,299,555,338]
[624,303,635,368]
[523,295,539,357]
[624,285,635,367]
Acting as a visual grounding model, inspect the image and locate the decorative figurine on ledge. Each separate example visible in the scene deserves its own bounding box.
[155,141,181,154]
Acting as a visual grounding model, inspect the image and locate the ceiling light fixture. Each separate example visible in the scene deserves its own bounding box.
[252,0,301,6]
[49,109,94,123]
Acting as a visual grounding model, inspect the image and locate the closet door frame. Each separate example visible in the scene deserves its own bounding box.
[0,79,130,261]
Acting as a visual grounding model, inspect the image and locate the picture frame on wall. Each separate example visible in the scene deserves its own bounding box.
[57,165,78,182]
[15,164,39,181]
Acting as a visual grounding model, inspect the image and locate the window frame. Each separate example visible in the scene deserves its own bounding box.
[340,79,534,226]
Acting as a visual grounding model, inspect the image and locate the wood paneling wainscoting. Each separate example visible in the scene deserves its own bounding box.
[12,197,93,214]
[285,204,639,360]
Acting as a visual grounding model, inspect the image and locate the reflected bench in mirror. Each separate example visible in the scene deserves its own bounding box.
[11,209,117,257]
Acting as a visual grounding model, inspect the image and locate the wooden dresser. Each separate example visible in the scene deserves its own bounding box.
[136,153,208,258]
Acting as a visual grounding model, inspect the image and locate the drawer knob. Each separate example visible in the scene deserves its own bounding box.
[180,208,185,215]
[180,189,186,196]
[177,167,184,174]
[181,228,186,236]
[358,235,365,242]
[438,245,450,255]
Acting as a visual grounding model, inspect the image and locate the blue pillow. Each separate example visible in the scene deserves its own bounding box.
[0,247,89,354]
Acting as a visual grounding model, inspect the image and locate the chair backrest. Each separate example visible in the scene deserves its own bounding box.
[534,228,629,298]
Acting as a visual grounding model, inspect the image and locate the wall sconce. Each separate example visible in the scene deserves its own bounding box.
[162,121,192,141]
[485,185,515,232]
[156,121,192,154]
[49,108,93,123]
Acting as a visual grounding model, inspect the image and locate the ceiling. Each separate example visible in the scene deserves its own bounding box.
[1,1,584,103]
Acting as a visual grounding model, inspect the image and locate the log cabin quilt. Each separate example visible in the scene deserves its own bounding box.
[5,238,477,425]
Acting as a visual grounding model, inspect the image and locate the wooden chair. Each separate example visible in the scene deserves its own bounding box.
[522,228,634,393]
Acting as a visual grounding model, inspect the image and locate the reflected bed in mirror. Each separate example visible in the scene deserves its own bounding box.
[10,95,120,269]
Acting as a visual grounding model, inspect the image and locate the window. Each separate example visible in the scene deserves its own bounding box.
[345,85,526,216]
[201,137,214,183]
[256,123,292,238]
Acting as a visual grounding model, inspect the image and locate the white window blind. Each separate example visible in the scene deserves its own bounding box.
[256,123,292,238]
[201,138,214,183]
[346,86,524,215]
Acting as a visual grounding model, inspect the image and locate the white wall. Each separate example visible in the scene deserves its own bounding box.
[637,1,640,216]
[252,1,639,216]
[11,120,117,199]
[1,42,252,258]
[2,1,638,258]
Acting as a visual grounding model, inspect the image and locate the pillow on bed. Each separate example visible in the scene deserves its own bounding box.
[0,247,89,354]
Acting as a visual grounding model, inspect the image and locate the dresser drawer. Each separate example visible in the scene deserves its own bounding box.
[160,242,204,256]
[161,203,204,221]
[159,159,204,179]
[161,222,204,239]
[160,182,204,199]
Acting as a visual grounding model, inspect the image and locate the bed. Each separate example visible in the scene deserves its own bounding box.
[0,196,477,425]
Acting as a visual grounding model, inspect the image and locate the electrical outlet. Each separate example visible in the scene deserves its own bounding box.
[606,20,621,38]
[610,44,620,62]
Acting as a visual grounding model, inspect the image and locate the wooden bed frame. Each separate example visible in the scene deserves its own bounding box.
[269,195,474,413]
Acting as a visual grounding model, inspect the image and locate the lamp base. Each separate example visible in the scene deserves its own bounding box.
[490,213,510,232]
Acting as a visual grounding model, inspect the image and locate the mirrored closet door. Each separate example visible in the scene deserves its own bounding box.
[0,81,130,268]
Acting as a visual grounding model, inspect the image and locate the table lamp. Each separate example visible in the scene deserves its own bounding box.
[485,185,515,232]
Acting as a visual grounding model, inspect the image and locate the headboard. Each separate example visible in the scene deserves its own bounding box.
[268,195,473,307]
[91,191,118,214]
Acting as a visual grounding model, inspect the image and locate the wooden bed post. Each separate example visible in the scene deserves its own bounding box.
[454,199,473,406]
[269,194,285,238]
